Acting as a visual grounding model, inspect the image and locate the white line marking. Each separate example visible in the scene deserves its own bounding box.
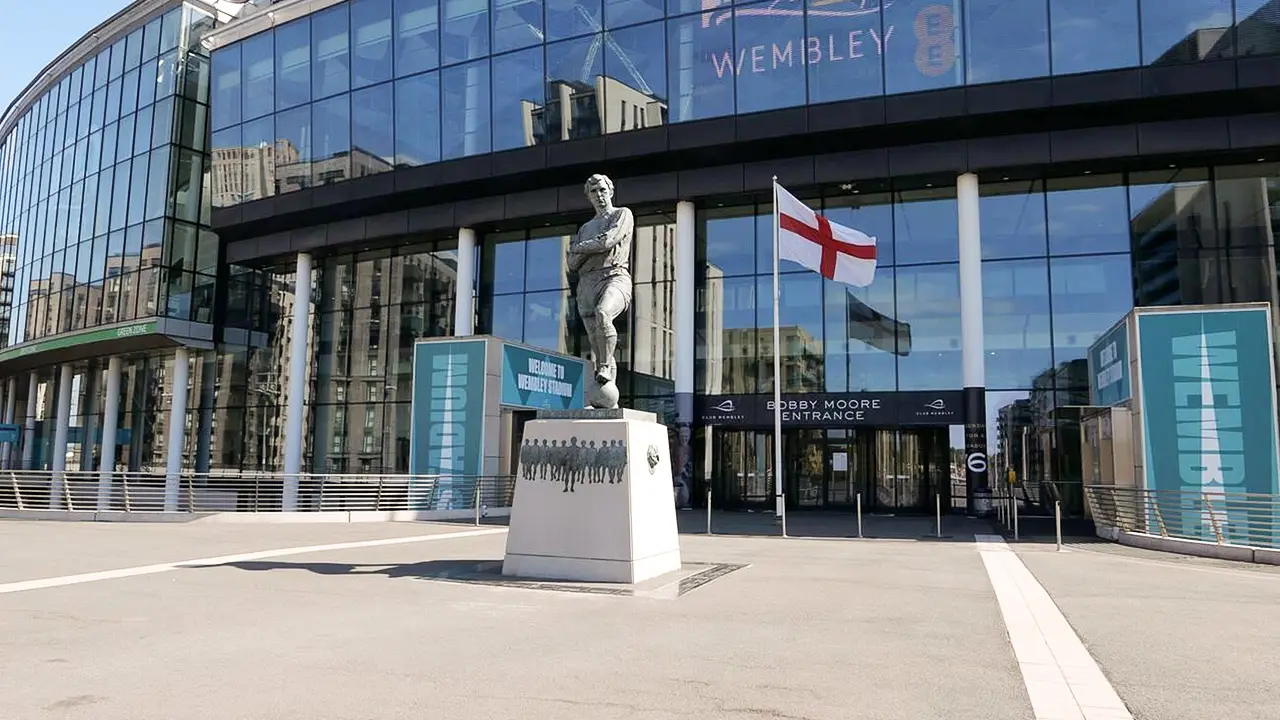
[975,534,1133,720]
[0,527,508,595]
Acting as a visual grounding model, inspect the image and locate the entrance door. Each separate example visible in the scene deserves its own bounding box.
[869,428,950,512]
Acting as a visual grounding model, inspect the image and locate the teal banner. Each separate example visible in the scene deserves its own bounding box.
[410,339,488,510]
[1089,320,1130,406]
[499,343,586,410]
[1137,308,1280,543]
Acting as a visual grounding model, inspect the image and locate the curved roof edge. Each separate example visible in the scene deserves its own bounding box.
[0,0,178,140]
[0,0,262,142]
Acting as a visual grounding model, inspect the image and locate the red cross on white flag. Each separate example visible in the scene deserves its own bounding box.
[775,183,877,287]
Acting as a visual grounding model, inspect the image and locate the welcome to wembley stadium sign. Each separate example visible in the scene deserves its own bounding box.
[699,0,957,79]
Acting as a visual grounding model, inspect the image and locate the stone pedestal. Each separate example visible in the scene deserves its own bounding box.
[502,408,682,584]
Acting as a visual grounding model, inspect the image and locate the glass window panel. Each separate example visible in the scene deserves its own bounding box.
[522,289,573,352]
[312,95,351,186]
[169,221,198,271]
[491,48,544,152]
[110,162,131,232]
[544,35,603,143]
[105,80,123,124]
[144,17,163,61]
[182,53,211,104]
[242,33,275,120]
[161,9,182,52]
[666,13,734,123]
[392,75,445,170]
[156,50,180,99]
[1046,176,1131,255]
[109,39,127,79]
[137,60,158,108]
[1236,0,1280,56]
[396,0,441,75]
[120,69,141,116]
[442,0,489,65]
[178,99,207,152]
[353,0,394,87]
[313,5,351,99]
[90,87,108,132]
[1140,0,1233,65]
[276,17,312,110]
[755,273,824,392]
[547,0,601,41]
[734,0,805,114]
[893,188,958,265]
[146,146,171,220]
[95,170,114,236]
[823,191,895,267]
[605,0,660,29]
[525,233,571,291]
[884,0,962,95]
[241,117,276,201]
[197,228,218,274]
[983,259,1051,389]
[1050,0,1139,76]
[603,21,667,134]
[80,176,98,240]
[894,263,961,391]
[151,96,176,148]
[353,84,395,173]
[128,153,149,226]
[965,0,1048,84]
[116,115,136,163]
[133,105,154,156]
[488,292,525,341]
[979,181,1047,260]
[173,149,204,223]
[696,274,756,393]
[493,0,544,54]
[212,125,244,208]
[76,239,93,284]
[484,232,527,294]
[701,206,755,277]
[274,106,312,194]
[805,0,885,104]
[101,123,119,169]
[125,28,144,70]
[1216,163,1280,251]
[1050,254,1134,371]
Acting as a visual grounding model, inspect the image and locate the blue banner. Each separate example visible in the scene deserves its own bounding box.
[1136,307,1280,543]
[499,342,586,410]
[410,339,488,510]
[1089,320,1131,406]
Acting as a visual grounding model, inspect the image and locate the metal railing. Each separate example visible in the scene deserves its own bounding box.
[1086,485,1280,550]
[0,470,517,516]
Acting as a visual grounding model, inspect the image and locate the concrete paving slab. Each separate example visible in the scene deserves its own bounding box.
[1015,543,1280,720]
[0,524,1032,720]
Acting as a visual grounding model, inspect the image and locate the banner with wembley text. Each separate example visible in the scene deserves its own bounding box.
[1136,306,1280,544]
[409,338,488,511]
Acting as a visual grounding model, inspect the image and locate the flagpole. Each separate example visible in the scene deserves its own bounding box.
[772,176,786,538]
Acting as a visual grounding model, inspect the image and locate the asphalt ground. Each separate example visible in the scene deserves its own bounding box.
[2,515,1275,719]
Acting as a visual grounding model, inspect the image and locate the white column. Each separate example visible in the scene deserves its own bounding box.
[3,375,16,470]
[164,347,191,512]
[98,356,123,510]
[674,201,696,508]
[455,228,476,336]
[282,251,313,511]
[50,364,73,509]
[21,370,36,470]
[957,172,990,507]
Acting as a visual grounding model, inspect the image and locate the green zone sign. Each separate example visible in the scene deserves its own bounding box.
[0,321,157,363]
[1136,306,1280,543]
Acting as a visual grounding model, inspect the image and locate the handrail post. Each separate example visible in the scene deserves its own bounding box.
[11,472,23,510]
[1203,492,1225,544]
[705,486,712,535]
[935,493,942,538]
[473,476,482,526]
[856,491,863,538]
[1012,492,1019,541]
[1055,500,1062,552]
[376,476,384,512]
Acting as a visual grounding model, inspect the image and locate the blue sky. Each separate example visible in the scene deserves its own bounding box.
[1,0,120,116]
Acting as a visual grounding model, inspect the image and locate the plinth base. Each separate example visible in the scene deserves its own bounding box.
[502,412,681,584]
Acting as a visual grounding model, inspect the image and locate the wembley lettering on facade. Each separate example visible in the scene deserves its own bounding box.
[701,0,956,79]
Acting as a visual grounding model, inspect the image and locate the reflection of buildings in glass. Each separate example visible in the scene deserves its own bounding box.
[213,140,395,204]
[525,76,668,146]
[1131,178,1280,309]
[630,222,677,389]
[738,325,823,392]
[316,252,460,472]
[994,360,1089,505]
[698,263,726,393]
[0,234,17,348]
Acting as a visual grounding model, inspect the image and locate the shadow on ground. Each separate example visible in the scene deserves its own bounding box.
[195,559,495,580]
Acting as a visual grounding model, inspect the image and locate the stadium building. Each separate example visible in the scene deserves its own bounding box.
[3,0,1280,514]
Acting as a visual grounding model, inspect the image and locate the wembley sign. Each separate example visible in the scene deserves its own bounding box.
[701,0,957,79]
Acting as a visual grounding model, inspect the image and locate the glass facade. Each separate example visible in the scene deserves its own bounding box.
[208,0,1280,206]
[0,5,218,349]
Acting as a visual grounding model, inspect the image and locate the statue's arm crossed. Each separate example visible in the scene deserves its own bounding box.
[572,208,634,255]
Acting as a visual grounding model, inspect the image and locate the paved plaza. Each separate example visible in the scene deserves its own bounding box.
[2,513,1279,720]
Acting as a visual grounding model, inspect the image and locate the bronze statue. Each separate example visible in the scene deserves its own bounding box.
[568,174,633,409]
